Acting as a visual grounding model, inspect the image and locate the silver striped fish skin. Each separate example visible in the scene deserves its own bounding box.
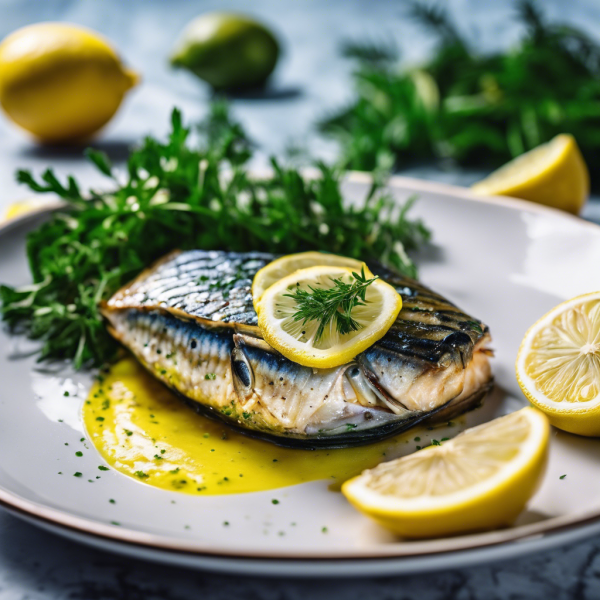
[102,250,493,447]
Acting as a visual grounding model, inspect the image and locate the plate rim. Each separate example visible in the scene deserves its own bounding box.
[2,173,600,570]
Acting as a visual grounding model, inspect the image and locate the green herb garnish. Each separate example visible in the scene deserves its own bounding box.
[205,373,217,380]
[285,268,378,342]
[0,103,428,368]
[320,1,600,182]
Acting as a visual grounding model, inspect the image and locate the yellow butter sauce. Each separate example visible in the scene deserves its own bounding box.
[83,357,414,495]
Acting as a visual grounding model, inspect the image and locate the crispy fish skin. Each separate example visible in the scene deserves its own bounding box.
[101,250,493,447]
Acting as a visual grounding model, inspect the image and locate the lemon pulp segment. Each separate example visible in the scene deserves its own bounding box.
[517,292,600,436]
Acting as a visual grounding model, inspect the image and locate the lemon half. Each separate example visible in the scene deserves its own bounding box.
[252,252,368,307]
[342,407,549,538]
[471,134,589,215]
[517,292,600,436]
[257,265,401,368]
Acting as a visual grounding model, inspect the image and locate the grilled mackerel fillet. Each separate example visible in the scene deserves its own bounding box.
[101,250,492,447]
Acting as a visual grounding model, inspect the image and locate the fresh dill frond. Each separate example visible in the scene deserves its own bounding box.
[284,268,378,342]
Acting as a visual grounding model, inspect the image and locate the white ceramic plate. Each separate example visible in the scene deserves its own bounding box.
[1,174,600,577]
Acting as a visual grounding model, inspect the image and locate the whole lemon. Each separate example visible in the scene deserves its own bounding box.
[0,23,139,143]
[171,13,279,91]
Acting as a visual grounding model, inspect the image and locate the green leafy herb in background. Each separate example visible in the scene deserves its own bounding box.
[320,0,600,181]
[0,103,429,368]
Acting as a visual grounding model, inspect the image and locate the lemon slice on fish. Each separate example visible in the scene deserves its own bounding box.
[342,407,549,538]
[252,252,369,307]
[257,265,401,368]
[516,291,600,436]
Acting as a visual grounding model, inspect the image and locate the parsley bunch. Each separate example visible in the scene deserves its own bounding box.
[1,103,429,368]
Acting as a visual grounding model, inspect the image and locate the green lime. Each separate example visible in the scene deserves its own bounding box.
[170,12,279,90]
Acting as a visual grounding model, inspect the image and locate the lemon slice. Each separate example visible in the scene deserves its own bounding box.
[516,292,600,436]
[342,407,549,538]
[257,265,401,368]
[471,134,589,215]
[252,252,368,307]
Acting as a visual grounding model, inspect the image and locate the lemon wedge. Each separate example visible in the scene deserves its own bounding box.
[471,134,589,215]
[252,251,368,307]
[342,407,549,538]
[516,292,600,436]
[257,265,401,368]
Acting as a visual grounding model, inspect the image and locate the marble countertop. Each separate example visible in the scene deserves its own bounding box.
[1,0,599,597]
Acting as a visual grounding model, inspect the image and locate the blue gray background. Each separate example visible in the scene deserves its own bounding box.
[1,0,600,597]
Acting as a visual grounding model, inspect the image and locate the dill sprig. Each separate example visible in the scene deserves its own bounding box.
[285,268,378,342]
[0,103,429,368]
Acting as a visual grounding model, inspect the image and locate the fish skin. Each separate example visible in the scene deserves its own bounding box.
[102,250,492,447]
[107,249,268,326]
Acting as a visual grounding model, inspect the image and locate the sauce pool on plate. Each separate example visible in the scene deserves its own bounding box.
[83,357,413,495]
